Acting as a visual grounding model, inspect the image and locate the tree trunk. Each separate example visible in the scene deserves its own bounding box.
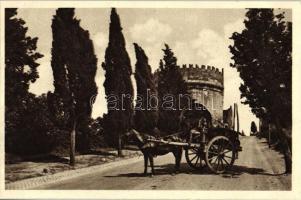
[268,124,271,148]
[117,133,123,157]
[283,141,292,173]
[274,118,292,174]
[281,128,292,174]
[70,120,76,166]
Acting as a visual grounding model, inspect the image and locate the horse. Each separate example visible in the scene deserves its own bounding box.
[124,129,183,176]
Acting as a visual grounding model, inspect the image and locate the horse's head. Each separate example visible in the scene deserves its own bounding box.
[123,129,144,145]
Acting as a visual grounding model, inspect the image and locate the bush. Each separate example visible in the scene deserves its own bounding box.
[5,94,59,155]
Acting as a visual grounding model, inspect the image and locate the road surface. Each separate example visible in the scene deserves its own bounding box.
[35,137,291,190]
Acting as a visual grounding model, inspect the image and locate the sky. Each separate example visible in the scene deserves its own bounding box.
[16,8,291,135]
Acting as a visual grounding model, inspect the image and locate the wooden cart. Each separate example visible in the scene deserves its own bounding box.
[147,104,242,174]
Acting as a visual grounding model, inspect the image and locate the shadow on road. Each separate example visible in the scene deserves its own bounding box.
[104,163,286,178]
[105,173,149,178]
[22,155,70,164]
[258,138,284,155]
[227,165,286,177]
[82,150,117,156]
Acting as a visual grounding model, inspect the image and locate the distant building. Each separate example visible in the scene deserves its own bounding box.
[179,64,224,126]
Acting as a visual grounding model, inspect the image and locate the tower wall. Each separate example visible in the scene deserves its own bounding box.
[179,64,224,125]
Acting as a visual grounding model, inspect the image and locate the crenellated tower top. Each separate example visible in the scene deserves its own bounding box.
[179,64,224,91]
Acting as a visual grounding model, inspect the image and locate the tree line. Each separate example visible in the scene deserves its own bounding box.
[5,8,292,173]
[230,9,292,173]
[5,8,190,165]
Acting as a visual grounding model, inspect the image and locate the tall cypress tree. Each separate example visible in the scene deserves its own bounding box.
[102,8,134,156]
[133,43,158,133]
[50,8,97,165]
[157,44,189,134]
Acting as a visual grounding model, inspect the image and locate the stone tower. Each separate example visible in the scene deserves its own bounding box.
[179,64,224,125]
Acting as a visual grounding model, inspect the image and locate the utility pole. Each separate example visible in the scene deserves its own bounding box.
[235,103,239,133]
[232,104,236,130]
[268,124,271,148]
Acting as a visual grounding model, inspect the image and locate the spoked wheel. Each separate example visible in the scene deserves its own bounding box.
[185,147,205,170]
[205,136,235,174]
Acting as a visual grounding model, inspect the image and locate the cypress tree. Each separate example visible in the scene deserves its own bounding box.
[251,121,258,134]
[50,8,98,165]
[133,43,158,133]
[157,44,189,134]
[102,8,134,156]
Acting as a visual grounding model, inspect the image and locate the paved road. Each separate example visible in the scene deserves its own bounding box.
[35,137,291,190]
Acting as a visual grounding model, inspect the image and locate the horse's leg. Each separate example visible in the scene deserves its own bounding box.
[177,148,183,172]
[173,148,182,174]
[172,150,178,175]
[143,153,148,176]
[149,155,155,176]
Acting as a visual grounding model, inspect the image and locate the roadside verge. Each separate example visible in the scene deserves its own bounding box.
[6,155,142,190]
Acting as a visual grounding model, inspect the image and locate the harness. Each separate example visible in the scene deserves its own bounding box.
[141,133,183,149]
[141,135,157,149]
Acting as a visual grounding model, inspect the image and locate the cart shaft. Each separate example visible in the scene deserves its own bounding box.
[146,138,201,148]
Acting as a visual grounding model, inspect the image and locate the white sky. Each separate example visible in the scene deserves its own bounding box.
[17,8,291,135]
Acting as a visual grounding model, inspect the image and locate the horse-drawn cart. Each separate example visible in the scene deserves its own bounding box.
[146,128,242,174]
[146,104,243,174]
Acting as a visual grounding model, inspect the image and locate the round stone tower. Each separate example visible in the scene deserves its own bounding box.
[179,64,224,126]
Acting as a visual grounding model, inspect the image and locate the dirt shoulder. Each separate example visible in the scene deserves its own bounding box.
[5,148,142,184]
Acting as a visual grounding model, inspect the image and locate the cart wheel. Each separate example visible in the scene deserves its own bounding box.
[205,136,235,174]
[185,147,205,170]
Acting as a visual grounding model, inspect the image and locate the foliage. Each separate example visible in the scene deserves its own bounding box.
[50,8,97,123]
[6,94,60,155]
[133,43,158,133]
[4,8,58,155]
[102,8,134,152]
[251,121,258,133]
[229,9,291,128]
[156,44,190,134]
[49,8,98,162]
[229,9,292,172]
[5,8,43,104]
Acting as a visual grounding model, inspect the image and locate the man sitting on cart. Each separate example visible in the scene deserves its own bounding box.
[188,116,210,145]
